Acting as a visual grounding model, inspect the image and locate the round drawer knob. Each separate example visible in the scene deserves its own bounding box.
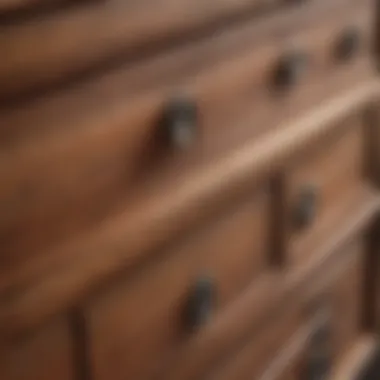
[273,51,308,90]
[334,27,361,62]
[162,95,198,149]
[293,185,318,230]
[185,276,215,330]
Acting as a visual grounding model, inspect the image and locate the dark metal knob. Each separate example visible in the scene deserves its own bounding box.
[185,276,215,330]
[293,185,318,230]
[273,51,308,90]
[334,27,361,62]
[162,95,198,149]
[303,315,332,380]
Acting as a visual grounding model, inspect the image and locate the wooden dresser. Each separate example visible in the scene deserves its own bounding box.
[2,0,380,379]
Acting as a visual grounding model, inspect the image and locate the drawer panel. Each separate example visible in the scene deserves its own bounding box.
[204,238,366,380]
[206,304,302,380]
[0,0,374,282]
[287,113,366,266]
[332,243,364,362]
[301,239,366,376]
[86,190,271,380]
[0,0,357,98]
[0,318,76,380]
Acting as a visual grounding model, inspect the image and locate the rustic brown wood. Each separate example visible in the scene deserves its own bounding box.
[330,336,378,380]
[0,84,377,340]
[86,190,271,380]
[0,0,67,14]
[255,322,314,380]
[205,236,366,380]
[0,62,373,291]
[287,113,365,266]
[0,0,374,293]
[206,303,303,380]
[332,248,364,362]
[157,186,378,380]
[0,0,364,100]
[0,0,379,378]
[0,318,76,380]
[0,0,372,270]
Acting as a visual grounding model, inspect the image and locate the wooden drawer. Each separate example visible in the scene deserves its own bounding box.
[0,318,76,380]
[287,113,366,266]
[275,240,365,380]
[204,238,366,380]
[0,0,357,99]
[332,242,364,362]
[206,303,303,380]
[85,190,272,380]
[0,0,374,284]
[301,239,366,374]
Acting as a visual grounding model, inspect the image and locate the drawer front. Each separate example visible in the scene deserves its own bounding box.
[0,0,374,285]
[255,239,366,380]
[302,240,365,376]
[205,238,366,380]
[86,191,271,380]
[332,243,364,362]
[206,305,302,380]
[287,113,365,266]
[0,0,358,99]
[0,318,76,380]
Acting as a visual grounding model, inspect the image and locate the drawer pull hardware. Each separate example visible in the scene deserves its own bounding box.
[293,185,318,229]
[273,51,308,90]
[162,95,198,149]
[303,314,332,380]
[334,27,361,62]
[185,276,215,330]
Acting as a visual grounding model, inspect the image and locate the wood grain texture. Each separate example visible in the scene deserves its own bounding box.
[0,0,371,147]
[288,113,365,266]
[206,240,365,380]
[0,0,362,99]
[206,303,302,380]
[227,240,365,380]
[255,322,314,380]
[0,0,374,279]
[161,186,378,380]
[0,66,373,293]
[86,190,271,380]
[0,82,377,338]
[332,248,364,363]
